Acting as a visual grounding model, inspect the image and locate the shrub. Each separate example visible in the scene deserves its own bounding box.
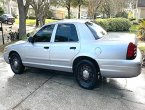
[138,20,145,41]
[0,7,4,16]
[95,19,109,31]
[95,18,131,32]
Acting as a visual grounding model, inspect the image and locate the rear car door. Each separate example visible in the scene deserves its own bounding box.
[50,23,80,71]
[23,24,55,68]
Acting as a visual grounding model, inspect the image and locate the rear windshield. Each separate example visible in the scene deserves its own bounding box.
[85,22,107,39]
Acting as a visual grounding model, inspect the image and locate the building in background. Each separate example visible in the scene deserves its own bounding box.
[136,0,145,19]
[131,0,145,20]
[51,6,87,19]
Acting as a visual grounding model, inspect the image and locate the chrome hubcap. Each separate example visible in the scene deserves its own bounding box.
[14,60,18,67]
[83,70,90,79]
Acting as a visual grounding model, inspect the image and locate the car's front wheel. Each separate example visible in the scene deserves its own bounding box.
[9,53,25,74]
[74,60,99,90]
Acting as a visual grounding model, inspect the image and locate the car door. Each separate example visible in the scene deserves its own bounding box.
[50,23,80,71]
[23,24,55,68]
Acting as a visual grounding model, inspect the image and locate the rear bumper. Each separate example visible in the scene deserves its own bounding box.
[97,49,142,78]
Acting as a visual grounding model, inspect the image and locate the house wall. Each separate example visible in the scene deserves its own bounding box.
[53,10,65,19]
[140,8,145,18]
[51,6,88,19]
[136,7,145,20]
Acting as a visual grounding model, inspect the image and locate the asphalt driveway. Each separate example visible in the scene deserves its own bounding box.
[0,57,145,110]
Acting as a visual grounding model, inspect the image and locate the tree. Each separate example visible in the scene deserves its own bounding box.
[61,0,73,19]
[99,0,115,18]
[30,0,50,27]
[88,0,102,19]
[17,0,30,38]
[116,11,128,18]
[0,7,4,16]
[50,0,73,19]
[72,0,88,19]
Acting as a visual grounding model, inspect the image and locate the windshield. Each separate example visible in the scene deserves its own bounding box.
[85,22,107,39]
[29,27,41,37]
[5,14,13,17]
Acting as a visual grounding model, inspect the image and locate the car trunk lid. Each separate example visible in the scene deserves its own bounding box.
[102,32,138,45]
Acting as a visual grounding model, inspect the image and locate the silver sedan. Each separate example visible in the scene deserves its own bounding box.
[3,20,142,89]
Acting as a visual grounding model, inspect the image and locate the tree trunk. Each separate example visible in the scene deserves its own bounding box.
[17,0,26,39]
[39,16,43,27]
[67,2,71,19]
[36,18,39,27]
[67,7,71,19]
[43,16,45,25]
[78,4,81,19]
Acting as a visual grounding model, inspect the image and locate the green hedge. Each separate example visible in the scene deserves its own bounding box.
[95,18,131,32]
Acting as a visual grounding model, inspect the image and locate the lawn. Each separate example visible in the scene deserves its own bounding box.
[129,24,139,33]
[15,19,57,26]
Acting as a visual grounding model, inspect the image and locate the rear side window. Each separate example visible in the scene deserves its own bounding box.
[85,22,107,39]
[55,24,78,42]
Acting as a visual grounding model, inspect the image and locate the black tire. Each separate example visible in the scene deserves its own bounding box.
[9,53,25,74]
[74,60,99,90]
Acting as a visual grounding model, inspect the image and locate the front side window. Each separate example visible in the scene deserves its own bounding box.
[55,24,78,42]
[33,24,55,42]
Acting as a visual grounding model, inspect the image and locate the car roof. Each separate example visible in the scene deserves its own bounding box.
[3,14,13,16]
[46,19,90,25]
[57,19,89,23]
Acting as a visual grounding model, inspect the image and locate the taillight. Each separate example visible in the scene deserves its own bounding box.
[126,42,137,60]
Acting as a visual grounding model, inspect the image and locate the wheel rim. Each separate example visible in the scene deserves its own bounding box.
[78,64,95,83]
[11,56,20,70]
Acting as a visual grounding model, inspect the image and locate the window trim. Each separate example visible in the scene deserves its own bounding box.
[85,22,99,40]
[53,23,79,43]
[85,22,107,40]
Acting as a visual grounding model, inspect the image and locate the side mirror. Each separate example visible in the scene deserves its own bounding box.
[28,37,34,43]
[27,33,30,37]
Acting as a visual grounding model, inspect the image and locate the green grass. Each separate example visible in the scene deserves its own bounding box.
[139,46,145,52]
[129,24,139,33]
[15,19,57,26]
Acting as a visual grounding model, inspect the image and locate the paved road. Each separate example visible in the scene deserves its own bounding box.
[0,57,145,110]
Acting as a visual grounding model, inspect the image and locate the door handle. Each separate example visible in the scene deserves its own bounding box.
[44,46,49,49]
[70,47,76,49]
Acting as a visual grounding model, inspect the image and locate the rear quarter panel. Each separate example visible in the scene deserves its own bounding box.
[74,40,129,61]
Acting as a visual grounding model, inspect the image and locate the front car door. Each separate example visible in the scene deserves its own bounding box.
[50,23,80,72]
[23,24,55,69]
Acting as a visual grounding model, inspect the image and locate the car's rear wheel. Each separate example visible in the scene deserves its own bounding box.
[9,53,25,74]
[74,60,99,90]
